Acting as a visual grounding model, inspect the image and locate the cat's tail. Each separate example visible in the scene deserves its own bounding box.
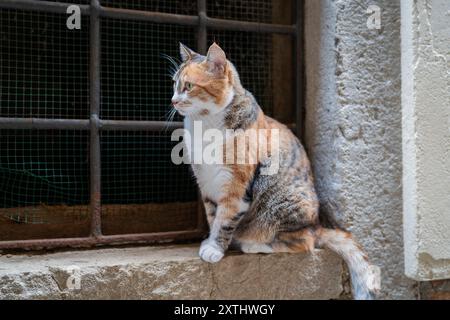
[314,226,380,300]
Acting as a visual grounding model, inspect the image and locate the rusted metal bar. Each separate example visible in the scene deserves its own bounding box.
[0,230,206,250]
[99,6,198,26]
[98,231,205,246]
[0,118,89,130]
[99,6,294,34]
[205,16,295,34]
[295,1,305,140]
[89,0,102,238]
[197,0,207,54]
[0,118,183,131]
[0,0,90,14]
[0,0,295,35]
[100,120,183,131]
[195,0,208,234]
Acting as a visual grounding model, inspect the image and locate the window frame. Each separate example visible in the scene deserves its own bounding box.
[0,0,304,250]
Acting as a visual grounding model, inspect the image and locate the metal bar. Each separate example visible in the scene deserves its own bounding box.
[0,0,295,34]
[197,0,207,54]
[89,0,102,238]
[0,230,206,250]
[100,120,183,131]
[99,231,205,245]
[195,0,208,234]
[0,118,185,132]
[99,6,294,34]
[0,118,89,130]
[0,0,90,14]
[205,16,295,34]
[295,0,305,140]
[0,118,183,131]
[99,6,198,26]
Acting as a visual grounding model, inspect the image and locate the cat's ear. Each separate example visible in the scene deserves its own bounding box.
[179,42,197,62]
[206,43,227,73]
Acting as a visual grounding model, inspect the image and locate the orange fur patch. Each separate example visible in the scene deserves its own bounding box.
[274,229,316,253]
[180,61,231,105]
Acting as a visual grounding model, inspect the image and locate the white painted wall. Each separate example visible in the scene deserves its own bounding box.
[401,0,450,281]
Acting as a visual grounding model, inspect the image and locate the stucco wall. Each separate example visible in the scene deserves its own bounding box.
[401,0,450,281]
[304,0,417,299]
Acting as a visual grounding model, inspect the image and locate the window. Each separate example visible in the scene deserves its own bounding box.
[0,0,303,250]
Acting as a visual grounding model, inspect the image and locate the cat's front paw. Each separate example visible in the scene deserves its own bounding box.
[199,240,224,263]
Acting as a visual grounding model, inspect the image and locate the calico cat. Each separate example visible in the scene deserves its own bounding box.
[170,42,379,300]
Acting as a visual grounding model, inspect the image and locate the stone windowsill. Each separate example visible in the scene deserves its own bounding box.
[0,244,344,299]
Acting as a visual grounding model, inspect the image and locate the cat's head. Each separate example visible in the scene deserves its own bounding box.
[171,42,236,117]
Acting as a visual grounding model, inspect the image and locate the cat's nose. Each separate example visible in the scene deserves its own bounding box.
[171,99,180,106]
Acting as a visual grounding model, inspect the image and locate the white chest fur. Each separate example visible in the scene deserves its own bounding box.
[184,115,232,202]
[192,164,232,203]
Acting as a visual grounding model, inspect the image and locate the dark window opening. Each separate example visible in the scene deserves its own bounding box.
[0,0,302,250]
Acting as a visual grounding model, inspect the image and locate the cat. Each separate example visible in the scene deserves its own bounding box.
[170,42,379,300]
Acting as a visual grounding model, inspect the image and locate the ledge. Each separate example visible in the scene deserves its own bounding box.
[0,245,344,299]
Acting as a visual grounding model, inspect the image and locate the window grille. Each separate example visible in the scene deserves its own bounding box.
[0,0,304,250]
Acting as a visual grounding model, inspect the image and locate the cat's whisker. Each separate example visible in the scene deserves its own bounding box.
[161,53,181,68]
[168,69,177,78]
[166,111,177,132]
[169,108,177,122]
[161,53,182,80]
[161,54,180,73]
[162,107,173,120]
[163,106,174,121]
[161,105,173,120]
[164,107,178,132]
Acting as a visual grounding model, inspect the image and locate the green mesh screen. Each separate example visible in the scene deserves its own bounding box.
[100,131,198,235]
[0,0,295,241]
[0,9,90,119]
[0,129,89,214]
[101,131,196,204]
[0,9,91,240]
[208,0,272,23]
[100,18,196,121]
[100,16,198,234]
[0,130,90,240]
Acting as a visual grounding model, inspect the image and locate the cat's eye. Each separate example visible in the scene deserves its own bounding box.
[185,82,194,91]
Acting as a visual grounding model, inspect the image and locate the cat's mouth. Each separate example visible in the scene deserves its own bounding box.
[174,106,191,116]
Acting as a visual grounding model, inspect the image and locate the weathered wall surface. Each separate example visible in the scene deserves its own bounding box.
[305,0,417,299]
[401,0,450,281]
[0,246,344,300]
